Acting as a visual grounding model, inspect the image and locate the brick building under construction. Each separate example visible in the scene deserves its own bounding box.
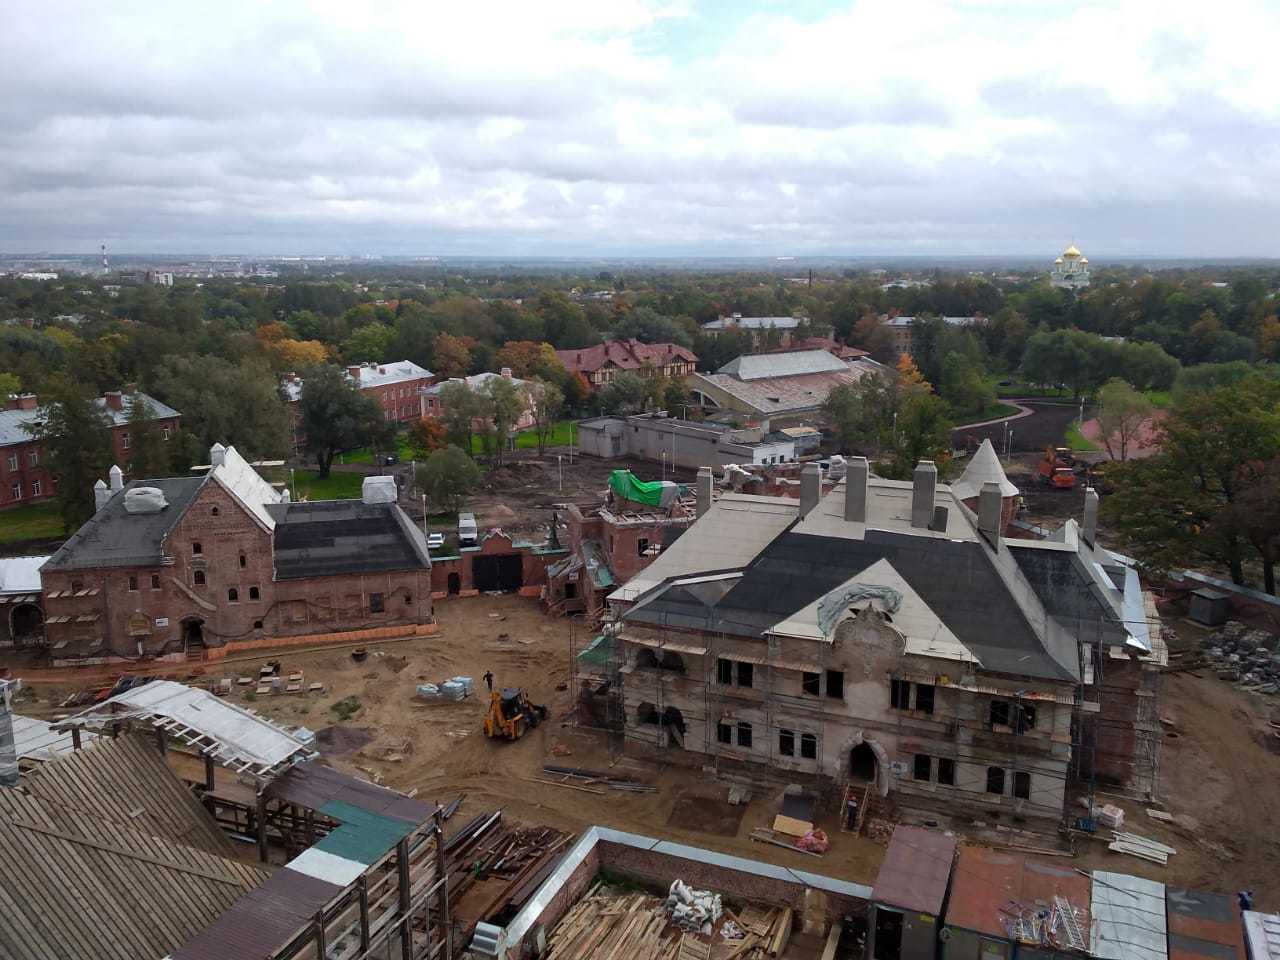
[589,447,1164,824]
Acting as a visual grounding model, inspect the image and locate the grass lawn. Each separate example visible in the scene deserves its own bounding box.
[995,383,1074,399]
[1144,389,1173,409]
[1064,422,1101,452]
[342,434,415,465]
[289,470,366,501]
[469,420,576,455]
[0,501,65,545]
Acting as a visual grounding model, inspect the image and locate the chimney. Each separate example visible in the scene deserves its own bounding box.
[844,456,868,522]
[978,480,1003,546]
[799,462,821,519]
[1082,486,1099,545]
[911,461,937,529]
[122,382,137,395]
[9,393,38,411]
[347,365,361,379]
[500,367,513,379]
[103,390,124,411]
[93,478,110,510]
[696,466,713,518]
[108,464,124,492]
[209,442,226,468]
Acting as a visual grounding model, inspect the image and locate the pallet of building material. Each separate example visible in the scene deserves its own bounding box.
[1146,809,1176,823]
[1113,831,1176,855]
[1108,839,1168,865]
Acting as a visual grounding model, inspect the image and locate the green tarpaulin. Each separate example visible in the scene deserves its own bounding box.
[609,469,677,507]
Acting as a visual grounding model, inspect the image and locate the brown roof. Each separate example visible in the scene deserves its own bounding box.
[871,825,955,915]
[0,738,269,960]
[555,339,697,374]
[944,845,1091,942]
[783,337,870,360]
[22,732,240,858]
[1168,889,1247,960]
[266,760,433,823]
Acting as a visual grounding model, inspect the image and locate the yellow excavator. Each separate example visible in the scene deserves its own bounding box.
[483,686,548,741]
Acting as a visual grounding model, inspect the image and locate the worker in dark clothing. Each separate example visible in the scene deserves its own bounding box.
[483,671,494,692]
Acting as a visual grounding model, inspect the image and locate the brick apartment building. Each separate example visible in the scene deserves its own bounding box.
[283,359,435,453]
[421,369,536,431]
[0,388,181,512]
[555,340,697,388]
[39,444,433,662]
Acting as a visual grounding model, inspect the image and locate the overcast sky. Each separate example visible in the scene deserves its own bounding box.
[2,0,1278,258]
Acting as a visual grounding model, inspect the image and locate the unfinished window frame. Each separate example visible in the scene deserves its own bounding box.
[716,722,733,745]
[986,766,1006,795]
[778,728,795,757]
[736,721,753,749]
[1013,770,1031,800]
[913,754,932,782]
[717,657,733,685]
[937,757,956,785]
[370,592,385,614]
[914,683,935,714]
[799,732,817,760]
[736,660,754,689]
[802,672,821,696]
[825,669,844,700]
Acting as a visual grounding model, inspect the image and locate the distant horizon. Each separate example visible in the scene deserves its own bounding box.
[4,3,1279,261]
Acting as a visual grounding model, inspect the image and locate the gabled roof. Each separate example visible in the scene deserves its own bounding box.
[718,349,848,380]
[0,390,178,446]
[42,475,205,570]
[703,315,802,331]
[209,444,284,531]
[348,359,433,388]
[555,339,697,374]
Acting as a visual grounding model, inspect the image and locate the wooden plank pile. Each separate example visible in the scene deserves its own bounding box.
[541,764,658,793]
[1107,831,1176,866]
[543,891,795,960]
[444,811,574,936]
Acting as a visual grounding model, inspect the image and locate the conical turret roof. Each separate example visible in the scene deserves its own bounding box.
[952,438,1019,502]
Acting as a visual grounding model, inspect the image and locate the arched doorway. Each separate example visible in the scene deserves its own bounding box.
[447,573,461,595]
[10,603,43,645]
[850,742,878,782]
[182,617,205,649]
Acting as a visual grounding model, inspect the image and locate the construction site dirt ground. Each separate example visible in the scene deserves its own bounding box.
[16,594,1280,909]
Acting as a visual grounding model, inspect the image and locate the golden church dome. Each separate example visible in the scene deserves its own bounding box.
[1063,243,1082,258]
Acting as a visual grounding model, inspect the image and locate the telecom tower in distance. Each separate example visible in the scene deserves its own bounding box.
[101,243,108,274]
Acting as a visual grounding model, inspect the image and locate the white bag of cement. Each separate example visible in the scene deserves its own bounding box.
[440,680,468,701]
[416,683,442,702]
[666,879,722,933]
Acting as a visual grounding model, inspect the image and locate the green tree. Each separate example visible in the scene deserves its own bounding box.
[939,353,994,420]
[342,323,396,363]
[527,379,564,456]
[1103,376,1280,589]
[298,365,394,478]
[662,378,693,417]
[1095,379,1153,461]
[419,445,481,513]
[0,372,19,396]
[124,396,172,478]
[483,374,525,466]
[885,392,954,480]
[438,380,485,455]
[598,372,649,415]
[151,356,290,460]
[23,378,114,531]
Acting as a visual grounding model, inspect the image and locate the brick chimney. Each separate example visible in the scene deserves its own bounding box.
[103,390,124,411]
[347,365,362,379]
[9,394,38,411]
[500,367,513,379]
[122,382,137,395]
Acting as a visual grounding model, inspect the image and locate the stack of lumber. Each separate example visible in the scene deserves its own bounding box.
[1108,831,1176,865]
[545,892,679,960]
[444,811,574,935]
[541,764,658,793]
[718,905,793,959]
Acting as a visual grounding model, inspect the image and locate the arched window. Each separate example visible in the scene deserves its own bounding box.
[228,588,239,603]
[192,542,202,555]
[248,586,260,601]
[211,506,219,516]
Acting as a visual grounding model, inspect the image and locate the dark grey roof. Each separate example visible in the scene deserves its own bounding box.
[628,529,1080,682]
[43,476,205,570]
[1010,543,1130,647]
[267,500,432,580]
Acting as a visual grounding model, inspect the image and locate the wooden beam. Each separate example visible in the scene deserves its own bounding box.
[255,793,268,863]
[358,874,371,953]
[398,837,412,960]
[204,751,215,791]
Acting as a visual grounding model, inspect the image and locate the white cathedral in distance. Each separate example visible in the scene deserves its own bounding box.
[1050,242,1090,289]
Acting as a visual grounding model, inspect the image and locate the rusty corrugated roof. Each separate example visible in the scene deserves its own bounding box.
[944,846,1091,942]
[871,825,955,916]
[1168,889,1246,960]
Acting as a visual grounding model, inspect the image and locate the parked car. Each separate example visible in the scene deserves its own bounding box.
[426,532,446,549]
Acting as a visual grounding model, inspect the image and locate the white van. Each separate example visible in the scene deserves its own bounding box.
[458,512,478,546]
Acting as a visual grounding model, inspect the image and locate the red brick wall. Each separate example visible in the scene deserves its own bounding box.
[0,438,55,509]
[41,478,434,658]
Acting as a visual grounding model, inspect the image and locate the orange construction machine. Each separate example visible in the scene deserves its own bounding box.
[483,686,548,741]
[1038,447,1078,489]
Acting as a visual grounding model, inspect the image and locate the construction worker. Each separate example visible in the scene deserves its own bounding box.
[483,670,494,692]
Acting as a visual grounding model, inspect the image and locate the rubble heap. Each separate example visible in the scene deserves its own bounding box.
[1200,621,1280,694]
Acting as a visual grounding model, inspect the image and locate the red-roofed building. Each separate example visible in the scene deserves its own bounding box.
[555,339,697,388]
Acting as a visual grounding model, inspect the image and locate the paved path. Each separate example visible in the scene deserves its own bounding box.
[1079,411,1166,460]
[953,400,1035,431]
